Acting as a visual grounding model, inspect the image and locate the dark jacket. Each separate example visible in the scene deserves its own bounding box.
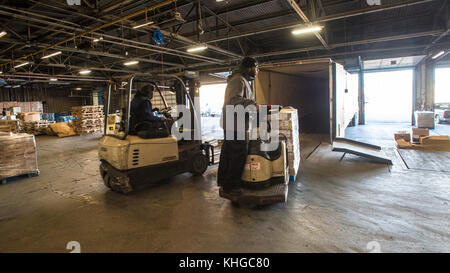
[129,95,161,134]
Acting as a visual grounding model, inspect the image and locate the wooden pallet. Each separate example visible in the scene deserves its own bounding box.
[1,170,40,184]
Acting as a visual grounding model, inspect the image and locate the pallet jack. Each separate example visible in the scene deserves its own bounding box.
[219,108,290,206]
[98,75,213,194]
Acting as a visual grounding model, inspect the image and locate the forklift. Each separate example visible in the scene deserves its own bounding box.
[98,74,213,194]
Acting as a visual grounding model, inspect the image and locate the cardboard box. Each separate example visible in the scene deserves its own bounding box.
[415,111,435,128]
[9,107,21,115]
[412,128,429,143]
[394,131,411,143]
[23,113,41,122]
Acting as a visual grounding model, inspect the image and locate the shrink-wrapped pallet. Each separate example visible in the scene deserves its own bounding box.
[0,133,39,179]
[276,108,300,177]
[415,111,435,128]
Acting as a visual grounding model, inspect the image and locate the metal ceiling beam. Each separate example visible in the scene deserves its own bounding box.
[287,0,327,48]
[250,29,445,58]
[0,0,176,68]
[0,9,224,66]
[204,0,436,43]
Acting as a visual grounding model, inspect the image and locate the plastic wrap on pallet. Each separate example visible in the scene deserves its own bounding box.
[0,120,19,134]
[0,133,39,179]
[275,108,300,177]
[415,111,435,128]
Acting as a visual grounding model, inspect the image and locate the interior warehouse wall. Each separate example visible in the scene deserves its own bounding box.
[255,68,330,135]
[0,86,83,113]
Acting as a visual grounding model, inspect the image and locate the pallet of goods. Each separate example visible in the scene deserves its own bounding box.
[22,120,56,135]
[0,132,39,183]
[0,120,20,134]
[276,107,301,181]
[71,106,105,135]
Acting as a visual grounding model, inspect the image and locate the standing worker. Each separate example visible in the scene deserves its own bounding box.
[218,57,259,196]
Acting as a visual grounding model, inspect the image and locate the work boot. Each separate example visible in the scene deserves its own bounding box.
[223,185,243,196]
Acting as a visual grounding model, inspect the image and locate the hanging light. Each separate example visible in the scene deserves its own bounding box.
[432,51,445,60]
[133,21,154,29]
[79,69,91,75]
[14,62,30,68]
[124,60,139,66]
[187,45,208,53]
[0,31,7,38]
[292,26,323,35]
[49,78,58,82]
[93,36,104,43]
[42,51,62,59]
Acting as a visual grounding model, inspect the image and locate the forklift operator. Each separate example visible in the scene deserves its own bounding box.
[129,84,166,136]
[218,57,259,196]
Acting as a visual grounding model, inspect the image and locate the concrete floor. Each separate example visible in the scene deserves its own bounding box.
[0,124,449,253]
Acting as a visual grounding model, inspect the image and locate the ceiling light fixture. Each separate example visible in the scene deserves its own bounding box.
[187,45,208,53]
[50,78,58,82]
[42,51,62,59]
[432,51,445,60]
[124,60,139,66]
[93,37,104,42]
[133,21,154,29]
[0,31,7,38]
[292,26,323,35]
[79,69,91,75]
[14,62,30,68]
[75,88,82,90]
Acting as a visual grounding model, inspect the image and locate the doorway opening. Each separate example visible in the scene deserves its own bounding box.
[364,69,413,123]
[199,83,226,139]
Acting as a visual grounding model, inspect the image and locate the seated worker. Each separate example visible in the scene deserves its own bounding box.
[129,85,167,138]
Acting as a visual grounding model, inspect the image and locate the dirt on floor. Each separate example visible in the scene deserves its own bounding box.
[0,130,449,253]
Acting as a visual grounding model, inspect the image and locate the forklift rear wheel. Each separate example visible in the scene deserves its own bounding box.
[191,154,209,175]
[103,173,111,188]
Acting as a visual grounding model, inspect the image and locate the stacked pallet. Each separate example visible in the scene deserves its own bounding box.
[277,108,301,179]
[0,120,20,134]
[0,133,39,181]
[71,106,104,135]
[22,121,56,135]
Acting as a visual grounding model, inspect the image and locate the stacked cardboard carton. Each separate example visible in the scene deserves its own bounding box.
[72,106,104,135]
[0,120,20,134]
[277,108,300,178]
[0,133,39,179]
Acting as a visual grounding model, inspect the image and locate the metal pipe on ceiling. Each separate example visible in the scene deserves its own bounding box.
[0,0,176,68]
[0,9,224,66]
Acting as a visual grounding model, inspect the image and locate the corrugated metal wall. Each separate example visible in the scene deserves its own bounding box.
[0,86,86,113]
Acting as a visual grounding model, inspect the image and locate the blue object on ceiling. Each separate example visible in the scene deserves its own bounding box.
[152,30,164,45]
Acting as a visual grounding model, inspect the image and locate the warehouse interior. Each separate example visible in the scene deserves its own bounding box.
[0,0,449,253]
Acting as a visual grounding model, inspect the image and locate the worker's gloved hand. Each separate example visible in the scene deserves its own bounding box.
[160,116,166,122]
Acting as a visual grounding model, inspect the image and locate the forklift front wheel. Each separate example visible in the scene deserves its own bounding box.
[191,154,209,175]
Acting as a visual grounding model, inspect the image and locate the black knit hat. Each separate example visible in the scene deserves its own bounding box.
[240,57,258,69]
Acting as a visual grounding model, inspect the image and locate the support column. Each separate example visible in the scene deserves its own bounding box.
[413,59,435,125]
[358,56,365,125]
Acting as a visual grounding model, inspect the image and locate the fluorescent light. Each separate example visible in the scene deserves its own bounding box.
[432,51,445,59]
[14,62,29,68]
[79,70,91,75]
[292,26,323,35]
[187,45,208,53]
[12,85,21,88]
[42,51,62,59]
[124,60,139,66]
[50,78,58,82]
[133,21,154,29]
[75,88,82,90]
[0,31,6,38]
[93,37,103,42]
